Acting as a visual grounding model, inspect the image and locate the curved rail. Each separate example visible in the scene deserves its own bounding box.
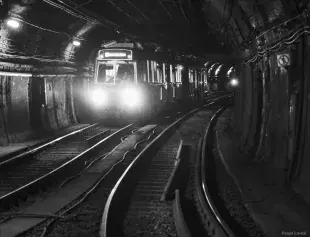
[100,101,219,237]
[0,123,134,210]
[195,105,236,237]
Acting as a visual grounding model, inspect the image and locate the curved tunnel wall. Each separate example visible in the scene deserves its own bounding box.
[0,75,32,144]
[233,40,310,204]
[0,74,78,145]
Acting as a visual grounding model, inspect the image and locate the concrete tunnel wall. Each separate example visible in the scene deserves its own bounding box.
[233,39,310,205]
[0,76,32,145]
[0,74,79,146]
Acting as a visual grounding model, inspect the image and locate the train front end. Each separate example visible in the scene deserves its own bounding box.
[89,48,145,119]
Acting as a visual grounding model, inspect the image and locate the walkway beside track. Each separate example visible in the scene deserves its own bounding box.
[215,109,310,237]
[0,124,89,161]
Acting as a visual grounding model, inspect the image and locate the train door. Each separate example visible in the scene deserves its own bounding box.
[161,63,167,102]
[171,65,176,101]
[194,70,198,100]
[166,64,172,103]
[29,77,45,132]
[189,69,194,98]
[175,66,182,99]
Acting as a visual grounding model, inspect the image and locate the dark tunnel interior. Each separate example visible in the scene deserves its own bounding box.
[1,0,310,237]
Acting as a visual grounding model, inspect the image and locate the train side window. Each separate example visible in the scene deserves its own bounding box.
[162,63,166,83]
[157,64,163,83]
[153,61,158,83]
[146,60,151,83]
[169,65,174,83]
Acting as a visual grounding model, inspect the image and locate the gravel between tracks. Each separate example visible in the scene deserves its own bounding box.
[124,108,218,237]
[20,127,165,237]
[1,126,135,218]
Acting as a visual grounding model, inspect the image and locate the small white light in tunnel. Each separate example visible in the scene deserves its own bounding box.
[230,78,239,87]
[6,19,20,29]
[73,40,81,46]
[178,65,184,70]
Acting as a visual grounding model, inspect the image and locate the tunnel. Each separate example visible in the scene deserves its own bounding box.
[1,0,310,237]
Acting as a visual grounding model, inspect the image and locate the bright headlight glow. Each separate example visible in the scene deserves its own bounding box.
[121,87,142,108]
[230,78,239,87]
[90,89,107,107]
[6,19,20,29]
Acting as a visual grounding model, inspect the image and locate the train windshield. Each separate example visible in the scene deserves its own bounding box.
[116,64,134,83]
[97,63,135,84]
[97,64,115,83]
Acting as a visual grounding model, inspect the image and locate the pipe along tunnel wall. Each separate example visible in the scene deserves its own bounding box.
[0,74,91,146]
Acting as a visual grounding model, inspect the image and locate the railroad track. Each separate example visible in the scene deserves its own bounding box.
[170,104,242,237]
[3,122,177,237]
[0,122,136,210]
[0,93,233,237]
[193,106,236,237]
[192,106,266,237]
[100,98,233,237]
[0,100,206,236]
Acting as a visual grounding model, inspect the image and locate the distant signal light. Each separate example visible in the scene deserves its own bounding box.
[73,40,81,46]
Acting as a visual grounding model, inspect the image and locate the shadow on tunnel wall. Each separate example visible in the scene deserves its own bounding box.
[232,37,310,206]
[0,74,92,146]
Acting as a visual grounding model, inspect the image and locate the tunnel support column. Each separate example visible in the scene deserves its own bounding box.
[289,36,310,181]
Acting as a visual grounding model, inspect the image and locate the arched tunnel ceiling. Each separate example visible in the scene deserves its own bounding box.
[1,0,310,65]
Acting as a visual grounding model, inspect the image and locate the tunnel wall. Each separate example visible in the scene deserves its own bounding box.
[73,77,94,123]
[233,37,310,204]
[45,77,77,130]
[0,74,78,146]
[0,76,32,145]
[234,48,291,168]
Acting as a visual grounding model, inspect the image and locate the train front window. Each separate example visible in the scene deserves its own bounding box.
[116,64,134,83]
[97,64,115,83]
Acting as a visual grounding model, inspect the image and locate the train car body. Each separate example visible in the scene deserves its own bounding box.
[86,41,209,121]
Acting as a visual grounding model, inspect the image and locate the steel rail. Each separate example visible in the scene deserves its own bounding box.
[0,123,100,169]
[100,100,220,237]
[195,104,236,237]
[0,123,134,210]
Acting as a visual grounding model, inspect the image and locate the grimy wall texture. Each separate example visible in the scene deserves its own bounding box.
[0,74,83,145]
[233,37,310,204]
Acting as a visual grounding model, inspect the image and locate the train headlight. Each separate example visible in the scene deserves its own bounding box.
[230,78,239,87]
[121,87,142,108]
[90,88,107,107]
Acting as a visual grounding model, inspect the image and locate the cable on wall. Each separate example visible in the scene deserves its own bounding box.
[178,0,190,23]
[240,25,310,66]
[157,0,173,19]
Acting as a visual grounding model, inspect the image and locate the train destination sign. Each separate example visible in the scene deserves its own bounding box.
[98,49,133,60]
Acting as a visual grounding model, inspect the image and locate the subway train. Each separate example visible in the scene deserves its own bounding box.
[85,41,211,120]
